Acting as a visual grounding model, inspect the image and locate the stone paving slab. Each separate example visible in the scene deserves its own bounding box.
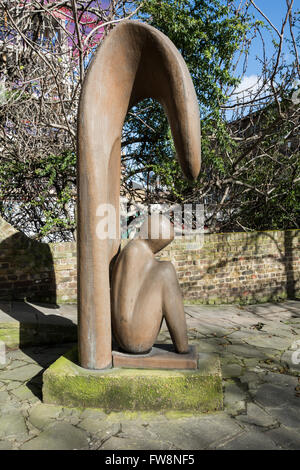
[0,300,299,450]
[0,301,77,349]
[0,301,77,324]
[216,427,279,450]
[20,422,89,450]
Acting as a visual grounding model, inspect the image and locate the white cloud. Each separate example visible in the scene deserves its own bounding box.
[231,74,269,104]
[235,74,261,94]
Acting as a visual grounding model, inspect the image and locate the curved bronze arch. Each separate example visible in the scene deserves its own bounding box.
[77,20,201,369]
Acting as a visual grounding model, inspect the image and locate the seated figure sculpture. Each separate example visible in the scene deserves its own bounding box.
[111,214,189,355]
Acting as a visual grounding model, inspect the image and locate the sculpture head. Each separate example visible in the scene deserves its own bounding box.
[138,214,175,253]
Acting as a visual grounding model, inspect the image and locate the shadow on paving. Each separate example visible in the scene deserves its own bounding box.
[1,301,77,399]
[18,342,76,400]
[0,229,78,398]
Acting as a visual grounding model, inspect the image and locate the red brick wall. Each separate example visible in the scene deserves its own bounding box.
[0,216,299,304]
[158,230,299,304]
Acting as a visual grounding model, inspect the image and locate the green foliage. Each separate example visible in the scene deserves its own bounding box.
[0,151,76,240]
[1,0,298,238]
[234,99,300,231]
[121,0,299,232]
[123,0,251,204]
[140,0,247,111]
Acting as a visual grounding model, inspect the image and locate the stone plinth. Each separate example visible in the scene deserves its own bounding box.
[43,348,223,412]
[112,344,198,370]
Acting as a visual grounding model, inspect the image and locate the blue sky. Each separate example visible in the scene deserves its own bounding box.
[229,0,299,103]
[245,0,299,75]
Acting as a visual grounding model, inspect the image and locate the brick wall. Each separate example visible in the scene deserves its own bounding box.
[0,217,76,304]
[158,230,299,304]
[0,216,299,305]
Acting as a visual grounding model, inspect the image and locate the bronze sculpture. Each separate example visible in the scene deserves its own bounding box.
[77,20,201,370]
[111,214,189,355]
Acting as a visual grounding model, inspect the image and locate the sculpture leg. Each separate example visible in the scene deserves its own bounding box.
[160,262,189,354]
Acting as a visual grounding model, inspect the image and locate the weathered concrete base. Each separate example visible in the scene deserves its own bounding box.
[43,348,223,412]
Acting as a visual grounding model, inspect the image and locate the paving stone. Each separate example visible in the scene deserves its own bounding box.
[79,408,107,420]
[11,384,39,402]
[196,340,224,354]
[226,329,255,341]
[148,414,242,450]
[255,383,299,408]
[240,371,264,391]
[284,319,300,328]
[120,421,160,442]
[7,360,29,370]
[100,436,170,450]
[0,364,43,382]
[243,334,295,351]
[224,343,271,359]
[60,408,81,426]
[266,406,300,430]
[1,302,299,450]
[5,380,23,391]
[1,395,24,411]
[243,358,260,368]
[28,404,63,430]
[217,429,278,450]
[0,411,28,439]
[224,381,247,404]
[78,418,119,437]
[201,325,236,338]
[60,406,80,417]
[283,300,300,311]
[62,415,80,426]
[224,381,247,415]
[0,390,9,404]
[222,363,243,378]
[244,303,288,315]
[220,355,245,368]
[20,422,89,450]
[266,426,300,450]
[225,400,246,416]
[261,323,296,338]
[262,371,299,388]
[236,403,277,428]
[0,440,13,449]
[7,350,36,363]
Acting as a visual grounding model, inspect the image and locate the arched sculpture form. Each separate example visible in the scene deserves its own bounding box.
[77,20,201,370]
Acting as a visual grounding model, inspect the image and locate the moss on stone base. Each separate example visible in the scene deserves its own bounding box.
[43,348,223,412]
[0,322,20,349]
